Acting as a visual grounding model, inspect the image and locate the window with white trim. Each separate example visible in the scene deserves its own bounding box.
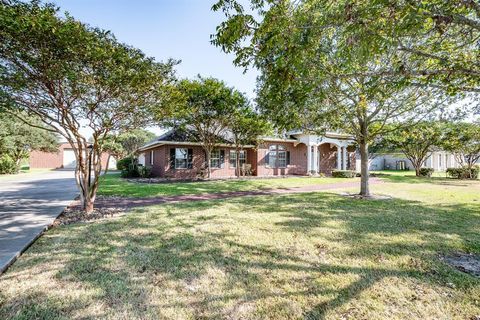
[210,149,221,168]
[230,150,246,167]
[175,148,188,169]
[267,145,288,168]
[150,150,154,165]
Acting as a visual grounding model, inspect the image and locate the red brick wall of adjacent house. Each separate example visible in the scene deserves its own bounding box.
[30,142,112,169]
[30,143,69,169]
[256,142,308,176]
[146,145,257,179]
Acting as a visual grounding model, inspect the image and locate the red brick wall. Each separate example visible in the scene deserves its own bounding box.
[146,145,257,179]
[256,142,308,176]
[347,146,356,171]
[144,142,356,179]
[30,143,69,169]
[30,142,112,169]
[319,144,338,175]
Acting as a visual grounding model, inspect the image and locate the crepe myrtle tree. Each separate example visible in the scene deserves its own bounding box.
[212,0,454,196]
[228,97,271,177]
[0,1,177,212]
[383,121,445,176]
[442,121,480,173]
[160,77,237,179]
[103,129,156,173]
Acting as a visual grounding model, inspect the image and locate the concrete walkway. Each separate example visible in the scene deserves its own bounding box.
[92,178,382,210]
[0,170,77,273]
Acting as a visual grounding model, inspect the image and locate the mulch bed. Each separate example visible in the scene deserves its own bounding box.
[442,253,480,278]
[53,199,127,226]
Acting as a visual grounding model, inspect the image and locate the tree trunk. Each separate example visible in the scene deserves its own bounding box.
[359,141,370,197]
[205,150,211,179]
[236,149,240,177]
[103,154,111,175]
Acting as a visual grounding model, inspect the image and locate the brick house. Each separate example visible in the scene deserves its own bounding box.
[30,142,116,169]
[138,129,356,179]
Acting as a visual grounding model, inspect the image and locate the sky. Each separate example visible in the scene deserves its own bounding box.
[49,0,258,135]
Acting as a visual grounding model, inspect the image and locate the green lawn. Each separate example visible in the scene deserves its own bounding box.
[98,173,357,197]
[1,174,479,319]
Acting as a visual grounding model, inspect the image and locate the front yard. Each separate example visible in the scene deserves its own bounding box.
[98,173,358,198]
[0,173,479,319]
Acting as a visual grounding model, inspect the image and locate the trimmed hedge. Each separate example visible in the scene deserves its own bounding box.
[446,166,479,179]
[332,170,356,178]
[419,168,434,177]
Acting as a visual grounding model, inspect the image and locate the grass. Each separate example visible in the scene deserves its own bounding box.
[0,175,479,319]
[98,173,357,198]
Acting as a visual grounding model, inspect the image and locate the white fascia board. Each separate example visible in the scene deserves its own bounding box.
[139,141,255,151]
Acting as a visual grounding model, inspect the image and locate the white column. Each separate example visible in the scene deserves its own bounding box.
[342,146,347,170]
[307,145,312,174]
[313,146,318,174]
[337,145,341,170]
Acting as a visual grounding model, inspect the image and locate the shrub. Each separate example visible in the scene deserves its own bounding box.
[137,165,151,178]
[446,166,479,179]
[121,163,151,178]
[0,155,17,174]
[116,156,135,171]
[419,168,434,177]
[332,170,356,178]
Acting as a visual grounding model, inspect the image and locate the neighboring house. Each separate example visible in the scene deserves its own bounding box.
[369,151,462,171]
[138,129,356,179]
[30,142,116,169]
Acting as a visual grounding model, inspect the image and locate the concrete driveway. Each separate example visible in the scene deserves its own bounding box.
[0,170,77,273]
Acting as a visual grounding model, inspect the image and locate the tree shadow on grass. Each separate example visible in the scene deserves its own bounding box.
[1,191,479,318]
[376,172,478,186]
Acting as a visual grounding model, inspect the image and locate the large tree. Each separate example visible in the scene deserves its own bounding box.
[212,0,453,196]
[442,122,480,173]
[162,77,237,179]
[0,1,177,212]
[383,121,445,176]
[0,112,58,172]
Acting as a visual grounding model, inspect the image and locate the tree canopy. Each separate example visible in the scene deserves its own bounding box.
[0,112,58,173]
[160,77,239,178]
[212,0,459,195]
[0,0,178,211]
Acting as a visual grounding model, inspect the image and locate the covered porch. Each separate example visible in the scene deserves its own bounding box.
[294,133,356,175]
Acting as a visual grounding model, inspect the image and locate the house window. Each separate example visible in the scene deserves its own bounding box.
[150,150,154,165]
[210,149,222,168]
[267,145,288,168]
[438,154,442,168]
[230,150,246,167]
[175,148,188,169]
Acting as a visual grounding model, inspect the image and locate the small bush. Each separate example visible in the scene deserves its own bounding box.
[121,163,151,178]
[116,156,135,171]
[446,166,479,179]
[419,168,434,177]
[332,170,356,178]
[0,155,17,174]
[137,165,152,178]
